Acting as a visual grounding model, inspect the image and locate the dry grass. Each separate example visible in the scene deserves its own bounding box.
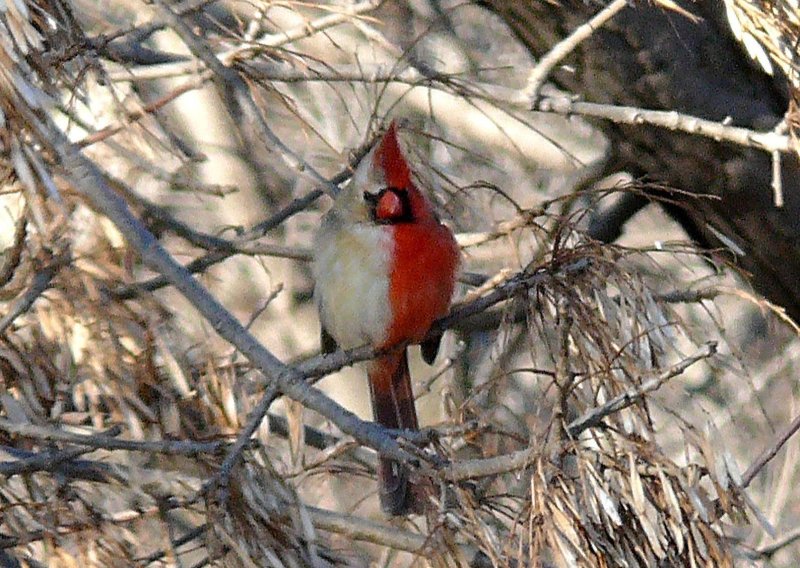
[0,1,799,567]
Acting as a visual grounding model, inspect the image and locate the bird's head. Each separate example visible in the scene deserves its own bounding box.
[332,121,437,225]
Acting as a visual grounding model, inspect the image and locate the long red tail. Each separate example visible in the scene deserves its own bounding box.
[367,349,421,515]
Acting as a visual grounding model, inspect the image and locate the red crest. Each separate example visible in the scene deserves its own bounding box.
[375,120,411,188]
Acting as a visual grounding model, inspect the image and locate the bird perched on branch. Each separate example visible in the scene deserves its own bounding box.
[313,121,460,515]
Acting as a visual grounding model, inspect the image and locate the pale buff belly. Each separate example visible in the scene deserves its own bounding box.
[313,223,393,350]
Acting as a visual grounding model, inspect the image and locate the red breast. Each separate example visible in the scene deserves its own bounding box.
[373,122,460,348]
[313,121,459,353]
[383,221,459,348]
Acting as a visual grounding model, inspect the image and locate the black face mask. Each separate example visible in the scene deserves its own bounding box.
[364,187,414,224]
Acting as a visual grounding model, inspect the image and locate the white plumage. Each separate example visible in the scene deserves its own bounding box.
[313,221,393,350]
[313,141,394,350]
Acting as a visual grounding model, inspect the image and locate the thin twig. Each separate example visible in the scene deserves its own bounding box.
[77,76,208,148]
[441,342,717,481]
[0,417,226,456]
[741,411,800,489]
[771,149,784,207]
[566,341,717,435]
[0,445,99,480]
[208,384,281,499]
[137,523,209,566]
[524,0,630,100]
[0,422,124,480]
[112,190,323,299]
[755,525,800,558]
[106,0,384,82]
[0,254,68,334]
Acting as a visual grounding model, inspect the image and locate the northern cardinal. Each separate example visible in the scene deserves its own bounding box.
[313,121,460,515]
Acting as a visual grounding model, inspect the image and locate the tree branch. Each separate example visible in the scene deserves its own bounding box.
[18,105,415,474]
[0,253,68,334]
[741,410,800,489]
[441,342,717,481]
[524,0,630,100]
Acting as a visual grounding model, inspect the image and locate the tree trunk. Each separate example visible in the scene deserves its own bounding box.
[486,0,800,319]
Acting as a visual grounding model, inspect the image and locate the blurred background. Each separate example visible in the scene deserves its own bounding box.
[1,0,800,566]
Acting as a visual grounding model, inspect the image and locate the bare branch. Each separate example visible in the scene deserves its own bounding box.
[0,253,68,334]
[742,410,800,489]
[525,0,630,100]
[0,417,224,456]
[535,92,793,154]
[442,342,717,481]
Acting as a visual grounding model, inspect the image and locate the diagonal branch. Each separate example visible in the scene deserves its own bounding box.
[441,342,717,481]
[566,341,717,435]
[524,0,630,100]
[0,253,69,335]
[741,410,800,489]
[23,109,415,472]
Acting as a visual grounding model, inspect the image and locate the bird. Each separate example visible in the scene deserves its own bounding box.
[313,121,460,515]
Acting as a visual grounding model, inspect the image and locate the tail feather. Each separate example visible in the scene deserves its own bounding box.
[368,349,422,515]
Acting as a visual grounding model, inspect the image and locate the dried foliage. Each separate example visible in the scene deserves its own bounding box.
[724,0,800,148]
[723,0,800,88]
[413,241,744,567]
[0,1,799,567]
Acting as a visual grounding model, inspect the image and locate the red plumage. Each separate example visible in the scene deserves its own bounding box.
[314,121,459,515]
[375,121,412,189]
[371,122,459,514]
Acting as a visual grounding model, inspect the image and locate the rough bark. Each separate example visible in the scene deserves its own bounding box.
[486,0,800,320]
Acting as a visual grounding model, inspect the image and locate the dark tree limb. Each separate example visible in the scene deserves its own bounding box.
[486,0,800,321]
